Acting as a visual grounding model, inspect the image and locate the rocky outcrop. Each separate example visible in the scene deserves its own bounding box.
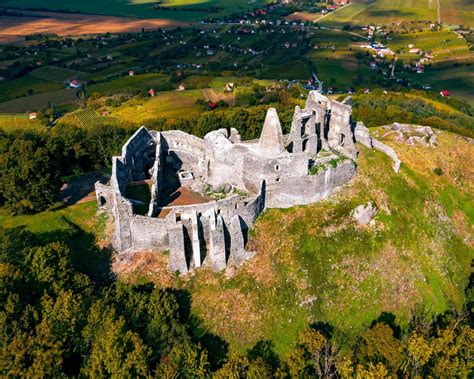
[381,123,438,147]
[352,202,377,225]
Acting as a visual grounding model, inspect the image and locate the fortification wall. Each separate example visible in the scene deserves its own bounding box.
[265,160,356,208]
[242,152,308,192]
[122,126,155,181]
[111,157,128,195]
[112,192,134,251]
[129,216,169,250]
[148,136,164,217]
[161,130,209,177]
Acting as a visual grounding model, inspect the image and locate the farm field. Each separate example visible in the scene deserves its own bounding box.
[0,88,80,113]
[0,75,64,103]
[319,0,473,27]
[439,0,474,27]
[29,66,86,83]
[1,0,271,21]
[0,11,194,43]
[387,30,472,62]
[110,89,204,123]
[406,65,474,105]
[0,113,42,129]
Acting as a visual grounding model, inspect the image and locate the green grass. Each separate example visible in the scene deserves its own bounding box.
[319,0,473,26]
[173,131,473,355]
[0,114,43,130]
[0,88,80,113]
[0,200,101,236]
[111,89,203,123]
[0,75,63,103]
[405,65,474,105]
[260,60,310,80]
[3,0,272,21]
[87,73,166,95]
[29,66,86,83]
[388,30,471,62]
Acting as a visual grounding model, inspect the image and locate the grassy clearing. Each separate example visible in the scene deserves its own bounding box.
[388,30,471,62]
[306,50,376,89]
[440,0,474,27]
[318,2,373,26]
[111,89,203,123]
[87,73,166,95]
[405,65,474,105]
[0,200,102,237]
[118,129,473,356]
[320,0,473,26]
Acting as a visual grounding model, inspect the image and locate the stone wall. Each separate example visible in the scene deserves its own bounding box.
[129,215,169,250]
[122,126,156,181]
[148,136,164,217]
[265,160,356,208]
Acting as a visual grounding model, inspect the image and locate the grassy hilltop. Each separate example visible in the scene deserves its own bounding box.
[115,127,473,354]
[6,124,471,356]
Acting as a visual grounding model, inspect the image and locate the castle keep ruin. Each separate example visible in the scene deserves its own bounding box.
[96,92,360,274]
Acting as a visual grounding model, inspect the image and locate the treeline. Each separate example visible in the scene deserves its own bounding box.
[0,123,133,214]
[351,90,474,139]
[1,226,472,377]
[0,104,295,215]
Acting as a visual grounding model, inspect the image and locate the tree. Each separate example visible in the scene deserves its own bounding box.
[0,135,61,214]
[156,340,209,378]
[83,312,151,378]
[356,323,403,371]
[285,329,339,378]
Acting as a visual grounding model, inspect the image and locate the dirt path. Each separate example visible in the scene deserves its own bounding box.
[0,10,194,43]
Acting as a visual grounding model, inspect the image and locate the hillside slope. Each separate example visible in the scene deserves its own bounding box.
[118,126,473,355]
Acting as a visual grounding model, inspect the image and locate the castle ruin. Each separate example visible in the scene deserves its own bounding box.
[95,91,360,274]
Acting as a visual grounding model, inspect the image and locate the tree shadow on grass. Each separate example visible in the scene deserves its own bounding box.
[36,218,113,285]
[169,288,229,370]
[370,311,402,338]
[248,340,280,371]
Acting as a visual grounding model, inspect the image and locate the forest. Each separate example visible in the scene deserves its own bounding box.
[1,224,472,377]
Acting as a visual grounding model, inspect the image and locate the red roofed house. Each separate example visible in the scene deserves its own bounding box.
[148,88,156,97]
[208,101,217,109]
[440,90,450,97]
